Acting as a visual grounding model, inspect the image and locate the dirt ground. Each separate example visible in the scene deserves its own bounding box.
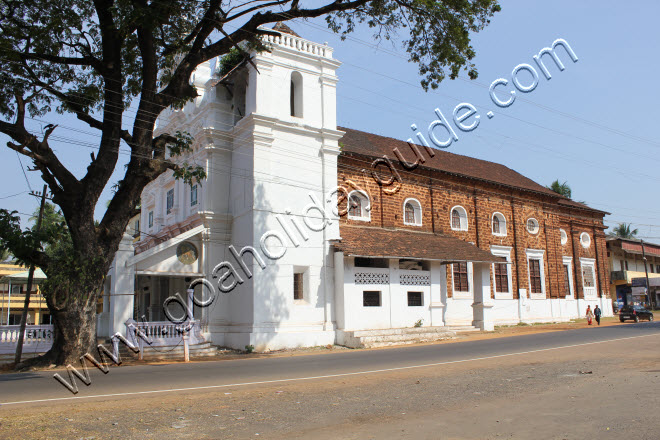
[1,318,657,440]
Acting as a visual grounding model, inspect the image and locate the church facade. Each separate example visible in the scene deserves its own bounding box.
[98,25,612,351]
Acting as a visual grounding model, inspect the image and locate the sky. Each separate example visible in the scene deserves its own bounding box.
[1,0,659,240]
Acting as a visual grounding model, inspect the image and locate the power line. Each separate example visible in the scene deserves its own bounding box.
[4,21,660,168]
[3,22,659,234]
[0,191,27,200]
[15,152,33,193]
[287,16,660,148]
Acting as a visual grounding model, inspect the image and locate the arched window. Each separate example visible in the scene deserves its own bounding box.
[450,206,468,231]
[348,194,361,217]
[560,229,568,245]
[290,71,303,117]
[347,191,370,221]
[405,203,415,223]
[403,198,422,226]
[492,212,507,236]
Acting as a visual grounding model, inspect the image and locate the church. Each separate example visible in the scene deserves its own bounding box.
[98,24,612,351]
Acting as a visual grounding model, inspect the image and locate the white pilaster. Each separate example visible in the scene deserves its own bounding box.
[429,261,446,326]
[472,262,494,331]
[334,251,345,330]
[109,234,136,336]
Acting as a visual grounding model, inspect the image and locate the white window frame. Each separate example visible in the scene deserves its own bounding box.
[580,232,591,248]
[347,190,371,222]
[293,266,309,304]
[525,248,546,299]
[362,290,382,307]
[403,198,422,226]
[450,205,468,231]
[492,212,507,237]
[560,229,568,246]
[580,257,598,299]
[190,184,198,207]
[452,262,473,299]
[562,256,574,298]
[491,245,513,299]
[148,210,154,229]
[526,218,539,235]
[290,71,304,118]
[165,187,175,216]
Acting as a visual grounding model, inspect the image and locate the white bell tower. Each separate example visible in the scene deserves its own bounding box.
[206,23,344,350]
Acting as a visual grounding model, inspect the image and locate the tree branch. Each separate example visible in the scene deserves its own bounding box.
[0,95,79,194]
[225,0,291,22]
[156,0,370,109]
[18,51,101,69]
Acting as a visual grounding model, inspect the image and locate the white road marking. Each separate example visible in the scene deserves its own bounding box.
[1,332,656,406]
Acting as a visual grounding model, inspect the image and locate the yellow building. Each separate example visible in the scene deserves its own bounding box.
[0,262,50,325]
[607,237,660,308]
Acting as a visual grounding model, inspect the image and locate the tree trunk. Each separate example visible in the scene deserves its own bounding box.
[49,296,99,366]
[17,253,107,369]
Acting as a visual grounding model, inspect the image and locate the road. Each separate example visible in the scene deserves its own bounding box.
[1,322,659,439]
[2,321,659,404]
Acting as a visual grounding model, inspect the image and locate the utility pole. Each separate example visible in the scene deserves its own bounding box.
[641,240,653,310]
[14,185,48,365]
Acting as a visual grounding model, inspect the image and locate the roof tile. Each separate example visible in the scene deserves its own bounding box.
[334,225,505,263]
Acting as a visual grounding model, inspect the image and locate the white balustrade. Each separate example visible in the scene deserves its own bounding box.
[0,324,54,354]
[124,319,205,346]
[264,33,330,58]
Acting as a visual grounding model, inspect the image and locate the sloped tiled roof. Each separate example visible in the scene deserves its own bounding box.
[337,127,606,214]
[334,225,505,263]
[273,22,300,37]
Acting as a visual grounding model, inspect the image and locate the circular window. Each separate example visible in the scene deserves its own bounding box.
[176,241,199,264]
[580,232,591,248]
[560,229,568,245]
[526,218,539,234]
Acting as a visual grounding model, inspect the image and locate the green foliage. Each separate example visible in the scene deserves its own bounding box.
[218,47,247,77]
[548,180,572,199]
[30,203,69,251]
[0,207,68,268]
[0,0,499,362]
[244,344,255,353]
[610,223,638,239]
[0,0,198,120]
[40,241,105,309]
[327,0,501,90]
[217,39,271,78]
[414,318,423,327]
[0,248,10,262]
[169,131,206,186]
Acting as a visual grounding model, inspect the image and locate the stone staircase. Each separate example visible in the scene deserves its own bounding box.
[339,325,480,348]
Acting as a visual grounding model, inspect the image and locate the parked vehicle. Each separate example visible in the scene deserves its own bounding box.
[619,305,654,323]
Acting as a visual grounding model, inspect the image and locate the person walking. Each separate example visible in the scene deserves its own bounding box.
[594,305,602,325]
[586,305,594,325]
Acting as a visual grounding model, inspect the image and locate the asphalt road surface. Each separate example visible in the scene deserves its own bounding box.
[1,321,658,405]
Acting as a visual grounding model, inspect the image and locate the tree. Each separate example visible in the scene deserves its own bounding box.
[30,202,67,234]
[0,0,500,367]
[610,223,638,239]
[0,248,11,262]
[548,179,572,199]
